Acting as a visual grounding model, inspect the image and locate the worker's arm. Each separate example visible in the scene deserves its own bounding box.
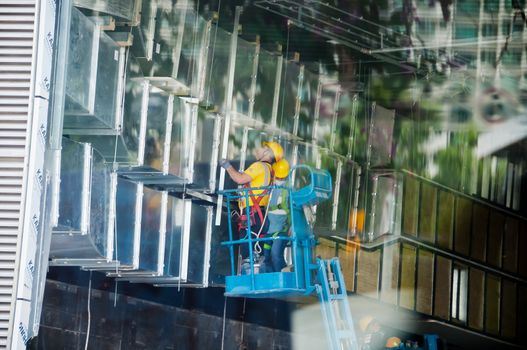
[220,159,252,185]
[225,166,252,184]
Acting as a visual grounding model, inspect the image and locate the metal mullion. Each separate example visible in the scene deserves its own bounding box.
[137,81,150,166]
[114,47,127,131]
[292,64,304,137]
[509,163,517,210]
[157,191,168,276]
[311,75,323,145]
[431,252,437,316]
[498,275,504,336]
[162,94,174,175]
[450,262,456,322]
[196,20,212,100]
[483,205,491,264]
[349,164,361,240]
[515,221,521,274]
[353,244,359,294]
[270,50,283,128]
[456,265,462,323]
[396,241,403,308]
[367,174,378,242]
[495,209,506,269]
[466,265,471,327]
[468,199,475,259]
[247,38,260,120]
[331,160,342,231]
[365,102,375,171]
[329,86,341,152]
[202,206,213,286]
[452,194,458,253]
[515,281,520,338]
[401,175,408,236]
[186,104,198,183]
[239,127,249,172]
[171,5,188,80]
[346,94,358,160]
[413,245,419,311]
[208,113,222,192]
[434,188,440,246]
[512,163,522,210]
[506,162,514,208]
[378,245,384,301]
[483,271,488,333]
[416,178,423,239]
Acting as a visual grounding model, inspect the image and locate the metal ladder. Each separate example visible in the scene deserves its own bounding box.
[315,258,359,350]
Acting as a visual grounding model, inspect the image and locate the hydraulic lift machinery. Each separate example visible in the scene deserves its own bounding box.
[220,165,440,350]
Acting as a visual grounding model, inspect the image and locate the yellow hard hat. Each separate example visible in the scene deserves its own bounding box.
[272,159,290,179]
[386,336,401,348]
[262,141,283,162]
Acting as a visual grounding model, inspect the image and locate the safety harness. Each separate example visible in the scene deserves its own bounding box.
[238,161,273,232]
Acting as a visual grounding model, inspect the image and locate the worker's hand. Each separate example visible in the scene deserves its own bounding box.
[219,159,232,169]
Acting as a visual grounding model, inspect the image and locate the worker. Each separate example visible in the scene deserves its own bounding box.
[261,158,291,273]
[359,316,385,350]
[219,141,284,274]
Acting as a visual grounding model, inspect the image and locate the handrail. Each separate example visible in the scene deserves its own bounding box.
[221,236,294,246]
[218,185,279,195]
[402,169,527,222]
[329,234,527,285]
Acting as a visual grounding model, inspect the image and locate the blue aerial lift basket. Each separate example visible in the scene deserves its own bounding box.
[221,165,332,297]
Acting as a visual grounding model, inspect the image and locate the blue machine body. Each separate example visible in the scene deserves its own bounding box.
[220,165,439,350]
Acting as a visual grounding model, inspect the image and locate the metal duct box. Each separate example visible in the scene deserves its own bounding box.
[145,6,208,96]
[253,49,281,125]
[297,68,319,141]
[50,138,115,267]
[364,172,402,242]
[121,97,219,191]
[72,55,149,166]
[108,184,168,276]
[63,7,125,134]
[73,0,138,21]
[119,88,190,186]
[277,60,302,136]
[130,0,156,60]
[111,178,143,270]
[73,0,137,21]
[231,39,258,119]
[175,11,210,98]
[118,199,230,287]
[202,27,231,111]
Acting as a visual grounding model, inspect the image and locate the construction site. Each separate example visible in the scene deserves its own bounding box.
[0,0,526,349]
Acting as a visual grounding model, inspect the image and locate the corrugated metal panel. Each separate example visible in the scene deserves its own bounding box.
[0,1,36,348]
